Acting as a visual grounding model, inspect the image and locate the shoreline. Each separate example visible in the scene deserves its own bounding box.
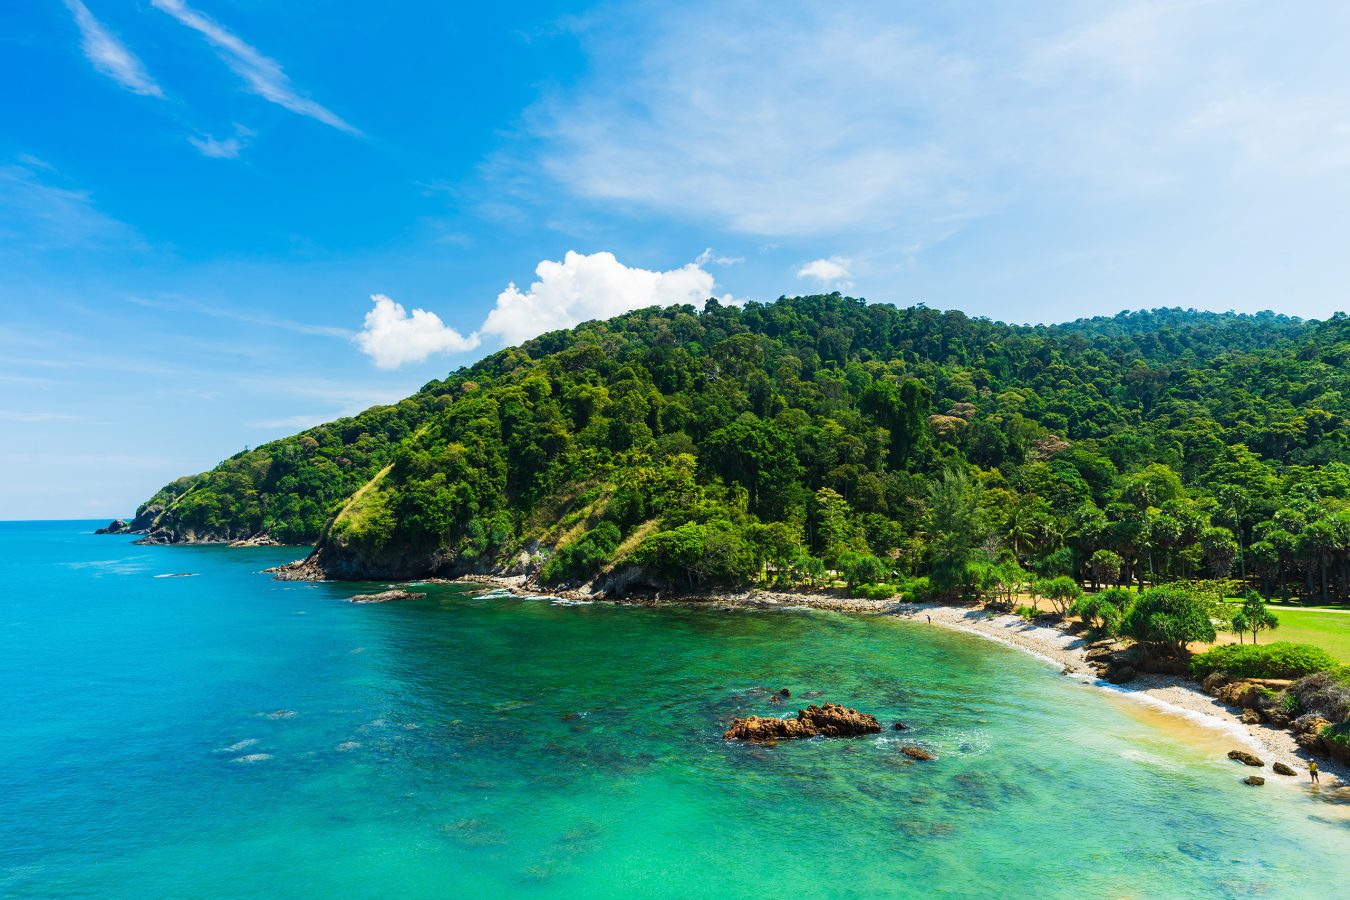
[454,575,1348,791]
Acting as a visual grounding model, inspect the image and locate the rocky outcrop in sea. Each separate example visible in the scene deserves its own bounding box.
[723,703,882,741]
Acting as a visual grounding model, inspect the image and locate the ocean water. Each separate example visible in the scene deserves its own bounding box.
[2,521,1347,898]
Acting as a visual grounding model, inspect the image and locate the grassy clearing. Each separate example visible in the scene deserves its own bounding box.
[1211,606,1350,663]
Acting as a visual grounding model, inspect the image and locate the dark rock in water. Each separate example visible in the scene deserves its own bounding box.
[1272,762,1296,776]
[1243,775,1265,786]
[892,721,909,731]
[723,703,882,741]
[95,519,130,535]
[900,745,936,760]
[1227,749,1264,768]
[779,688,791,698]
[769,694,783,705]
[349,589,428,604]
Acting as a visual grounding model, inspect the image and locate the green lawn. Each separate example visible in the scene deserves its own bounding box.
[1216,605,1350,664]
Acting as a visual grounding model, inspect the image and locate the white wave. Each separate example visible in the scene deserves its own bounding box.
[215,739,258,753]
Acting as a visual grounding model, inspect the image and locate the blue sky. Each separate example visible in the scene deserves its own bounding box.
[4,0,1350,519]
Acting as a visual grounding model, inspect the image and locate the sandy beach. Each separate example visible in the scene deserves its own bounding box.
[460,575,1348,791]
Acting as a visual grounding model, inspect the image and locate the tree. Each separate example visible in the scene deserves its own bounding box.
[1087,549,1123,590]
[1123,584,1219,659]
[1032,575,1083,618]
[926,470,986,599]
[1073,587,1132,635]
[1199,526,1240,579]
[1239,593,1279,644]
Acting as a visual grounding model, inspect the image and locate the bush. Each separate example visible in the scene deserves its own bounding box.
[838,553,892,588]
[850,582,898,600]
[897,576,933,603]
[1190,642,1339,680]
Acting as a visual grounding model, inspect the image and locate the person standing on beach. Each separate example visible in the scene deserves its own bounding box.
[1309,761,1319,784]
[926,614,931,624]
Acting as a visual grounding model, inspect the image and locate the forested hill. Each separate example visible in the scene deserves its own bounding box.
[127,295,1350,600]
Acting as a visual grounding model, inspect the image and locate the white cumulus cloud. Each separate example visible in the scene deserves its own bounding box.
[353,294,480,370]
[64,0,163,97]
[355,252,722,368]
[480,251,716,345]
[796,257,852,286]
[152,0,358,134]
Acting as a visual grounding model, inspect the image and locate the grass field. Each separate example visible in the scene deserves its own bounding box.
[1213,605,1350,663]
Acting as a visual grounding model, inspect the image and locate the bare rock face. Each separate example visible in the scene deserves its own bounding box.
[900,745,936,761]
[1243,775,1265,786]
[349,590,428,604]
[1227,749,1264,768]
[723,703,881,742]
[1272,762,1296,776]
[95,519,130,535]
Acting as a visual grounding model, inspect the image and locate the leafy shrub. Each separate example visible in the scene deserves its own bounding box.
[838,553,892,588]
[1072,587,1133,635]
[1190,642,1339,680]
[896,576,933,603]
[850,582,898,600]
[1014,605,1038,622]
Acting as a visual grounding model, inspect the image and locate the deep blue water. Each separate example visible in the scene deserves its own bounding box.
[1,520,1347,898]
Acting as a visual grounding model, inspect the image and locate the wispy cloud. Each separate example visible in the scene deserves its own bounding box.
[151,0,359,135]
[63,0,164,97]
[0,158,137,250]
[532,0,1350,252]
[188,134,241,158]
[0,410,81,423]
[247,413,333,431]
[127,295,352,338]
[695,248,744,266]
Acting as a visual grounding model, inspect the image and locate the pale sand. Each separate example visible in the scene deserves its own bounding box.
[456,576,1348,791]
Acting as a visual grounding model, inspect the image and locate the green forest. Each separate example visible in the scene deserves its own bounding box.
[134,294,1350,603]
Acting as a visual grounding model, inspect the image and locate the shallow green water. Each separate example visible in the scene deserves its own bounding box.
[2,521,1347,898]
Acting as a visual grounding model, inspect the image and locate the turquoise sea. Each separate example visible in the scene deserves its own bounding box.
[2,520,1347,898]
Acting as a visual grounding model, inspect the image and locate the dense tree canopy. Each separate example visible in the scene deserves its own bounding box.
[134,295,1350,596]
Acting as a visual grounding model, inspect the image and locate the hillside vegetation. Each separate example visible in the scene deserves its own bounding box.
[131,295,1350,599]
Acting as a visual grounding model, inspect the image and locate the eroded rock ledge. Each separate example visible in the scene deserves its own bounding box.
[723,703,882,741]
